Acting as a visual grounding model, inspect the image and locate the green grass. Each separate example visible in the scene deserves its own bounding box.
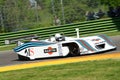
[0,44,16,51]
[80,31,120,37]
[105,31,120,36]
[0,59,120,80]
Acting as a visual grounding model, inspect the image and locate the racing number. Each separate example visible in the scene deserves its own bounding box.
[25,49,30,56]
[25,48,34,56]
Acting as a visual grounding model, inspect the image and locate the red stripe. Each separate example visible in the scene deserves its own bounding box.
[80,40,94,51]
[100,35,115,46]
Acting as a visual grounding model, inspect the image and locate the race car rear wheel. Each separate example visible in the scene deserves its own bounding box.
[18,54,30,60]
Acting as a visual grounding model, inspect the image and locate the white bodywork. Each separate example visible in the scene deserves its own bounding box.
[14,34,116,60]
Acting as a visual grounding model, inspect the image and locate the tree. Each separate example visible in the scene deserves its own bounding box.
[0,0,5,33]
[0,0,120,33]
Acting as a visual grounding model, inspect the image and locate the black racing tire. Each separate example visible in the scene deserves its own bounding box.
[69,45,80,56]
[18,54,30,61]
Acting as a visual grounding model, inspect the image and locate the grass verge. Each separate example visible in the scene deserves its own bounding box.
[0,59,120,80]
[0,44,16,51]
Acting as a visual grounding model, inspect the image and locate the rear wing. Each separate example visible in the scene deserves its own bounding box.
[5,35,39,45]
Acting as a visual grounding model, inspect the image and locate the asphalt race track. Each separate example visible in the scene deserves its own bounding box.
[0,35,120,67]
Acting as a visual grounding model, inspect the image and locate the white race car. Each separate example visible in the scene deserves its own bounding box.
[14,33,116,60]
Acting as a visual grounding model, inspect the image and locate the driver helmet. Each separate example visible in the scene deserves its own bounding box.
[55,33,62,38]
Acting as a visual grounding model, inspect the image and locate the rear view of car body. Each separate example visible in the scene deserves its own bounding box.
[14,42,69,60]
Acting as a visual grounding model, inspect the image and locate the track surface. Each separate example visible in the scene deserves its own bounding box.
[0,35,120,67]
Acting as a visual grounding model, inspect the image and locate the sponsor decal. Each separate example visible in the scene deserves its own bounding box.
[91,38,105,45]
[91,38,100,42]
[58,43,63,56]
[44,47,57,55]
[95,41,105,45]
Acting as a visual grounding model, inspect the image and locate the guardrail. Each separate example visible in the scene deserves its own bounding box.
[0,17,119,46]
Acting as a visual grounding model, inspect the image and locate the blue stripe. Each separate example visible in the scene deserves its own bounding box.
[82,40,96,51]
[76,39,96,51]
[14,41,54,52]
[98,34,115,46]
[102,35,112,42]
[76,40,87,50]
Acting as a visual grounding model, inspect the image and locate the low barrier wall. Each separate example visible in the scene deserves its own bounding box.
[0,17,119,46]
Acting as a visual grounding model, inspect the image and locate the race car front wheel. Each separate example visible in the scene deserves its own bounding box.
[62,42,80,56]
[69,44,80,56]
